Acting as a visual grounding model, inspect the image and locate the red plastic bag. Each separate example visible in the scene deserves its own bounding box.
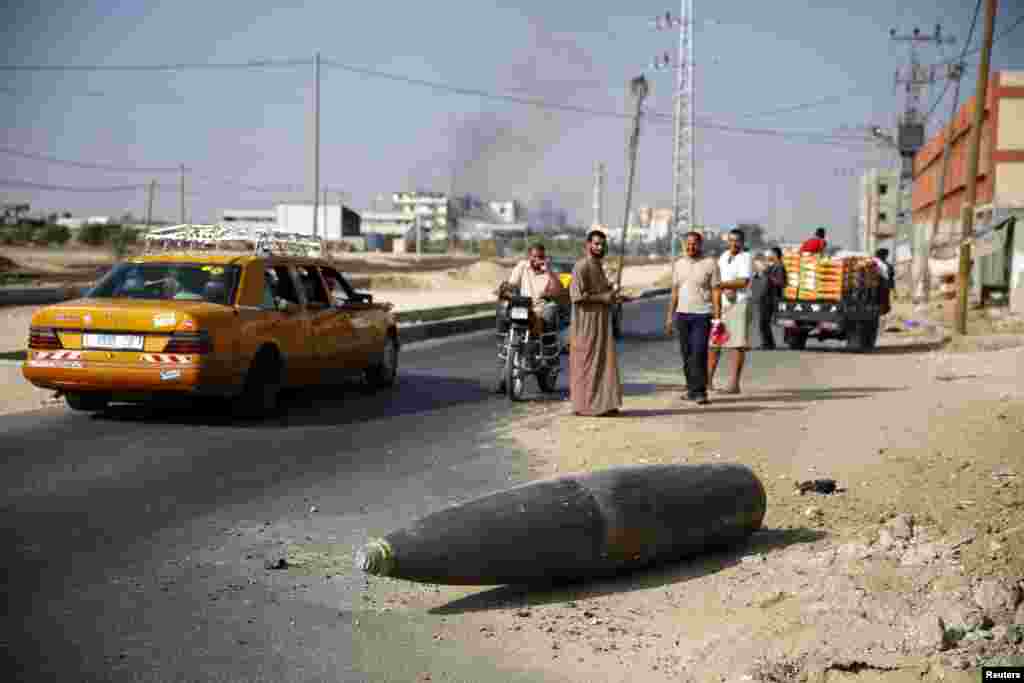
[710,320,730,346]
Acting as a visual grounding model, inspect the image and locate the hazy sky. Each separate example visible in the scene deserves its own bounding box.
[2,0,1022,247]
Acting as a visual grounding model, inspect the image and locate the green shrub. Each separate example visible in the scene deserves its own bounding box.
[77,223,108,246]
[38,224,71,246]
[110,227,140,258]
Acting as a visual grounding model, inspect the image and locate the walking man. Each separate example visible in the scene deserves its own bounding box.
[757,247,786,350]
[708,228,753,394]
[664,231,722,406]
[569,230,625,417]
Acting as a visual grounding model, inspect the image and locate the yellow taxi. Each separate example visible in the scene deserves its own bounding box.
[22,252,399,416]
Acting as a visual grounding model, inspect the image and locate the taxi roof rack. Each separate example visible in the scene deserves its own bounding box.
[143,224,326,258]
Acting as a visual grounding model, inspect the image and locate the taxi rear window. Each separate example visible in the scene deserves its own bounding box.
[87,263,241,305]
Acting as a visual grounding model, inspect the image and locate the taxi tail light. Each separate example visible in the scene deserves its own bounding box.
[28,327,63,350]
[164,331,212,355]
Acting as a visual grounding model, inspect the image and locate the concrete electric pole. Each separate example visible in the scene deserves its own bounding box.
[312,52,321,239]
[145,179,156,228]
[919,61,965,306]
[592,162,606,228]
[650,0,695,260]
[889,24,955,299]
[179,164,185,224]
[955,0,998,335]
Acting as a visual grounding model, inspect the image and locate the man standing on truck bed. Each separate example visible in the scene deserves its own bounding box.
[800,227,828,254]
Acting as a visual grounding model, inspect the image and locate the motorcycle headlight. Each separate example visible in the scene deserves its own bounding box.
[510,306,529,321]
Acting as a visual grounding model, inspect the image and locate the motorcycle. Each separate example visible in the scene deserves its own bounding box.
[497,294,563,401]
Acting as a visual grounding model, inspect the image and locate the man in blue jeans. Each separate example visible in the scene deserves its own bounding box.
[664,231,723,405]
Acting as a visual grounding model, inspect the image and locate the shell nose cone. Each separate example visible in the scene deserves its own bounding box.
[357,539,395,576]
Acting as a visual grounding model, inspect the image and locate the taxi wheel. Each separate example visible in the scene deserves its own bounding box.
[365,334,398,389]
[234,351,281,418]
[65,392,110,412]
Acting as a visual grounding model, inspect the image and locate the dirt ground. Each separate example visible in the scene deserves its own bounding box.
[350,317,1024,683]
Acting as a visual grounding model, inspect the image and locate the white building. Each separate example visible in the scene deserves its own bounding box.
[361,211,417,238]
[488,200,520,224]
[392,191,452,241]
[274,203,360,240]
[221,209,278,233]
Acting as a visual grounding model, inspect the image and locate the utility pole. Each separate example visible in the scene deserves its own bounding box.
[651,0,695,260]
[890,24,955,298]
[179,164,185,224]
[592,162,606,228]
[312,52,321,239]
[617,75,650,290]
[415,213,422,260]
[919,61,965,305]
[145,180,156,228]
[956,0,997,335]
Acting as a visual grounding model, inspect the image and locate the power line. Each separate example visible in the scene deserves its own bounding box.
[0,147,306,191]
[0,179,148,193]
[0,58,312,72]
[0,53,877,146]
[1,86,106,97]
[322,57,873,146]
[925,0,982,123]
[0,146,182,173]
[937,10,1023,66]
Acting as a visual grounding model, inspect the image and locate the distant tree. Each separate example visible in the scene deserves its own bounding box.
[40,224,71,246]
[77,223,108,246]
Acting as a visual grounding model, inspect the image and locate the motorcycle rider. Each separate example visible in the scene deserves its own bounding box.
[494,243,567,392]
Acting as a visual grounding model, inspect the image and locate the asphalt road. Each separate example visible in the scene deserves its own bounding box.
[1,298,810,682]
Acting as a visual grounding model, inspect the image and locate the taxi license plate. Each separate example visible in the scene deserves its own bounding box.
[83,333,144,350]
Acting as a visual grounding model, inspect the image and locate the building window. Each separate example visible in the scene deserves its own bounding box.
[878,183,888,195]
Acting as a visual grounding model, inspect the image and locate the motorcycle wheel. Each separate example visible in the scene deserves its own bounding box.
[506,349,526,402]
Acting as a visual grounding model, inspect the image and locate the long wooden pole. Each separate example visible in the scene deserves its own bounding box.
[955,0,997,335]
[617,76,649,291]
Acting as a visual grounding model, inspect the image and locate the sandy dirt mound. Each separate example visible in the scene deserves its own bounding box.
[448,260,510,286]
[0,256,19,272]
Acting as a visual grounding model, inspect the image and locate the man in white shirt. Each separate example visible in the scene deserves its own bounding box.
[708,228,753,394]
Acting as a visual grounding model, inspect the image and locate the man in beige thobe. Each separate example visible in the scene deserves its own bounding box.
[569,230,626,417]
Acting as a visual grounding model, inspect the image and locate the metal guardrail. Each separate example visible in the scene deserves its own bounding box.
[0,287,671,355]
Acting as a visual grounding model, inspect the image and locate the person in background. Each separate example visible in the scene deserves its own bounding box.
[874,248,895,289]
[664,231,722,406]
[800,227,828,254]
[756,247,787,350]
[874,248,895,316]
[569,230,625,417]
[708,228,753,394]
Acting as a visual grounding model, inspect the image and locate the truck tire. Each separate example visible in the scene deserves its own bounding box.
[846,320,879,352]
[784,328,808,350]
[65,391,110,412]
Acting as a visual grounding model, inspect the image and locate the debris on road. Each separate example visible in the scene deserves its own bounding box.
[794,478,838,495]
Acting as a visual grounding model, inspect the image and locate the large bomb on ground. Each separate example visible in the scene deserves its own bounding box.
[357,463,766,585]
